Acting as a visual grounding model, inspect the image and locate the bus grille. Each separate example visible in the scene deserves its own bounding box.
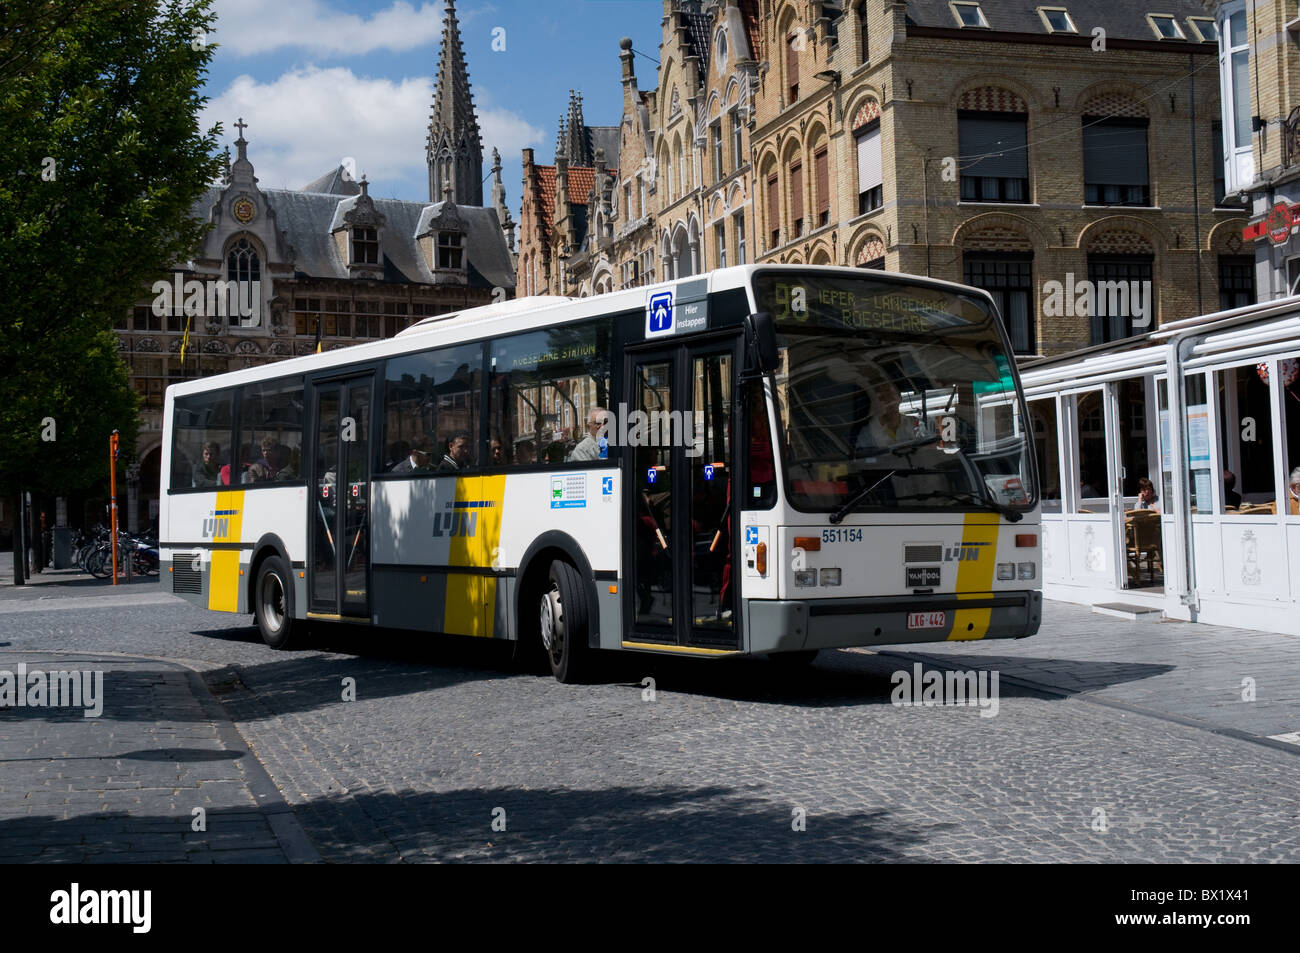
[904,544,942,563]
[173,554,201,594]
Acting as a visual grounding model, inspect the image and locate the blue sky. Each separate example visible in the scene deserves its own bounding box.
[200,0,665,207]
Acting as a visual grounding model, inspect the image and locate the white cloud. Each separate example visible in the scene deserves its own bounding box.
[202,66,545,196]
[212,0,448,57]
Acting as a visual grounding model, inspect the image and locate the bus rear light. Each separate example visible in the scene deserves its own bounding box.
[820,568,842,586]
[793,536,821,551]
[997,562,1016,581]
[1016,534,1038,547]
[794,570,817,587]
[756,542,767,575]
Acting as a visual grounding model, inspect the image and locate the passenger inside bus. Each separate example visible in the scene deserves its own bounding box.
[192,441,229,487]
[438,430,473,471]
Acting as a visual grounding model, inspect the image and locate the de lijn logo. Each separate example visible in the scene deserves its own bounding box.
[201,509,237,538]
[647,291,673,338]
[432,500,495,538]
[945,540,990,562]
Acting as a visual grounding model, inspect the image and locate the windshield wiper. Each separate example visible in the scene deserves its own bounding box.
[893,489,1025,522]
[829,469,896,524]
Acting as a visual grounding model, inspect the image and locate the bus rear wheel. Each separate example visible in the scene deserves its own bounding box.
[539,559,590,683]
[255,555,297,650]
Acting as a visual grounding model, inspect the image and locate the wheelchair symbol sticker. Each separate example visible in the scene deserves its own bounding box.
[745,526,759,545]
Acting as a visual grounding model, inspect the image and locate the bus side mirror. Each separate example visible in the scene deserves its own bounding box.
[744,311,778,376]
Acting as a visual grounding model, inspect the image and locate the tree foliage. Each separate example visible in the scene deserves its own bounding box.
[0,0,224,496]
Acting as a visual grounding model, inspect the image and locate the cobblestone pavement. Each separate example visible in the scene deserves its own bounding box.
[2,585,1299,862]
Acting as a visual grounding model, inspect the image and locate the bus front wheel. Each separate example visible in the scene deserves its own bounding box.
[255,555,297,650]
[539,559,590,683]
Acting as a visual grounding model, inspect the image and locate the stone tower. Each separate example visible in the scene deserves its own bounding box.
[426,0,483,205]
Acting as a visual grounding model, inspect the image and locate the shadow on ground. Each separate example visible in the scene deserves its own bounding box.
[0,784,935,863]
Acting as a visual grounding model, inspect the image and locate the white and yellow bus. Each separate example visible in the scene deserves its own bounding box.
[160,265,1042,681]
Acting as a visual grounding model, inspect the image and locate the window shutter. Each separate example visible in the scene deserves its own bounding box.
[958,114,1028,178]
[1083,119,1149,185]
[786,36,799,94]
[856,124,882,193]
[815,148,830,215]
[790,162,803,224]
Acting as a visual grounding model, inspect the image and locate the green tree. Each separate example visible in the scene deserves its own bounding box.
[0,1,224,580]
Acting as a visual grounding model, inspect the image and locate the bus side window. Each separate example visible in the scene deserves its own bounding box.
[745,381,777,508]
[489,320,612,469]
[171,389,235,491]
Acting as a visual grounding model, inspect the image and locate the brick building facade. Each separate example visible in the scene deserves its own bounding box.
[751,0,1247,357]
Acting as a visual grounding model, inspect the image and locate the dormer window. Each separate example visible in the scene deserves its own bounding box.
[1037,7,1075,34]
[353,226,378,264]
[1148,14,1185,40]
[437,232,463,270]
[950,2,988,29]
[1187,17,1217,43]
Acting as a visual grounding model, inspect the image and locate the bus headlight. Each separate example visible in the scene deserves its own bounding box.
[1017,562,1036,580]
[794,570,818,587]
[996,562,1016,581]
[820,568,842,587]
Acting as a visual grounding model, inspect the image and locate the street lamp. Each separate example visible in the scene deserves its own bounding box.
[815,70,842,121]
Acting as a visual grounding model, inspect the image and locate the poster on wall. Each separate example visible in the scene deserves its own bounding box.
[1186,404,1211,466]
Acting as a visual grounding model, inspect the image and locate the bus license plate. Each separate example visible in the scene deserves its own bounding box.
[907,611,946,630]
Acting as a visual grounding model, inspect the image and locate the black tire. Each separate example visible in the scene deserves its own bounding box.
[538,559,592,683]
[769,649,819,668]
[254,555,297,649]
[87,548,111,579]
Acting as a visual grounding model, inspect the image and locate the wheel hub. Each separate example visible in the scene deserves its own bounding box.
[539,584,564,660]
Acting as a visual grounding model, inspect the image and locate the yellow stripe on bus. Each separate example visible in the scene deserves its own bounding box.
[948,512,999,641]
[620,641,743,656]
[208,488,245,613]
[442,475,507,638]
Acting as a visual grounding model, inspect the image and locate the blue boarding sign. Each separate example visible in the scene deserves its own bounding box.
[647,291,674,337]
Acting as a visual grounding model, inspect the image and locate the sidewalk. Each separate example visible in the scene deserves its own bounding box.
[0,652,319,863]
[878,600,1300,749]
[0,551,166,611]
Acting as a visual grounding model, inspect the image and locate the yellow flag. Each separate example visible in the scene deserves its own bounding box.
[180,315,192,363]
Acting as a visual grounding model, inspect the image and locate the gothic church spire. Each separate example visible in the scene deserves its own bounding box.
[426,0,483,204]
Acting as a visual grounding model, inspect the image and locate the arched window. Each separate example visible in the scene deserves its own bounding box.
[227,237,260,285]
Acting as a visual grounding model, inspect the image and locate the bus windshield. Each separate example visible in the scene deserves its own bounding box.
[752,271,1036,515]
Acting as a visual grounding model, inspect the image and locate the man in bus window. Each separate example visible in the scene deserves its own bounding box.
[438,430,473,471]
[243,437,284,483]
[569,407,610,462]
[392,441,434,473]
[854,379,917,457]
[192,441,224,487]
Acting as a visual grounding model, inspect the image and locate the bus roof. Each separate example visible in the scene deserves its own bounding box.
[163,264,992,400]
